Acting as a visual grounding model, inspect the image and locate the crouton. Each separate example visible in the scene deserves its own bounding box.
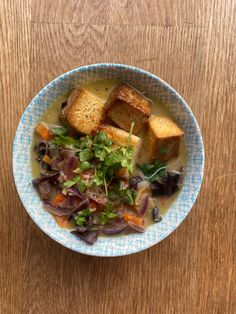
[100,124,141,151]
[60,88,105,135]
[100,124,142,179]
[105,83,152,134]
[147,116,184,161]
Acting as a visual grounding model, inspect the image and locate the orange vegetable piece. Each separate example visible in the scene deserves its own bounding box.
[54,216,74,229]
[35,122,52,141]
[123,213,144,226]
[42,154,52,165]
[52,194,66,207]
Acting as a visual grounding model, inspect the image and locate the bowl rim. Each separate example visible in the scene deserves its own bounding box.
[12,63,205,257]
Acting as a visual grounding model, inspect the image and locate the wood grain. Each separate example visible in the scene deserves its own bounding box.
[0,0,235,313]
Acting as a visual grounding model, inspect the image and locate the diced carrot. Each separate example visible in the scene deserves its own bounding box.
[35,122,52,141]
[54,216,74,229]
[52,194,66,206]
[123,213,144,226]
[42,154,53,165]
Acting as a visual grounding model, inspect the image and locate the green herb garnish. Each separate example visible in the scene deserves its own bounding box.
[63,176,87,192]
[52,134,79,147]
[75,208,91,226]
[99,206,117,225]
[139,160,166,182]
[50,125,68,135]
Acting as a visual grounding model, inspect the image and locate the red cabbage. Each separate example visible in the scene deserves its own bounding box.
[71,230,99,244]
[38,181,52,199]
[101,221,128,235]
[151,170,181,197]
[136,193,149,217]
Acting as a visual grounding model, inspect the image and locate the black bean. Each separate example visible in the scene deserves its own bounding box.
[152,207,162,223]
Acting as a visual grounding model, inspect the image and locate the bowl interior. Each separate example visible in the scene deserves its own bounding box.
[13,64,204,256]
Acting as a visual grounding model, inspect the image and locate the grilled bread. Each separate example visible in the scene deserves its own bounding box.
[147,115,184,161]
[60,88,105,135]
[105,83,152,134]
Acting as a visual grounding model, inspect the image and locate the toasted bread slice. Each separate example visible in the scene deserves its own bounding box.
[100,124,142,179]
[147,116,184,161]
[105,83,152,134]
[100,124,141,150]
[60,88,105,135]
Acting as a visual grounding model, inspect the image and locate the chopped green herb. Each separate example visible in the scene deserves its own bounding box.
[99,208,117,225]
[139,160,166,182]
[63,176,86,192]
[75,208,91,226]
[79,149,94,161]
[50,125,68,135]
[52,134,79,147]
[80,161,92,170]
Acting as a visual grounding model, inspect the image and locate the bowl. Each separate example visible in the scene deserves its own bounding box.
[12,63,204,257]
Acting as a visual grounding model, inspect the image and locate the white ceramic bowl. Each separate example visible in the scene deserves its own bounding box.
[13,64,204,257]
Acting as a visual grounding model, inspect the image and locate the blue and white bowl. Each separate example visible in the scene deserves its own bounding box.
[12,64,204,257]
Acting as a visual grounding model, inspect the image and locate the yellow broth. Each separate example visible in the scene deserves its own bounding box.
[31,79,187,220]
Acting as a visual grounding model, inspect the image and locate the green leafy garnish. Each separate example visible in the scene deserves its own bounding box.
[80,161,92,171]
[75,208,91,226]
[139,160,166,182]
[79,149,94,161]
[50,125,68,135]
[108,183,137,205]
[52,134,79,147]
[63,176,86,192]
[99,206,117,225]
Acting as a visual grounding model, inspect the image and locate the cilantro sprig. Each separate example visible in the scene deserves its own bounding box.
[63,176,87,192]
[99,204,117,225]
[75,208,91,226]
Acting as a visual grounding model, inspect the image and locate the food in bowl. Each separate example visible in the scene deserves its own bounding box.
[31,80,186,244]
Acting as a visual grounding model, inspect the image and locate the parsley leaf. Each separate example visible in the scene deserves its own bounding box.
[99,203,117,225]
[63,176,87,192]
[52,134,79,147]
[79,149,94,161]
[75,208,91,226]
[50,125,67,135]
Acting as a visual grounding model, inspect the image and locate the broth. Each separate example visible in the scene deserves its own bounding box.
[31,79,187,218]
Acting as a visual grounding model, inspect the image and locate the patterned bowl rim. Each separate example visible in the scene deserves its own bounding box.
[12,63,205,257]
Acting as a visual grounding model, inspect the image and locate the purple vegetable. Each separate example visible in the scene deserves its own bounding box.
[57,152,78,178]
[69,187,86,200]
[129,176,143,189]
[43,197,89,217]
[128,221,146,233]
[74,198,90,213]
[101,221,128,235]
[72,226,88,233]
[71,230,99,244]
[38,181,51,199]
[85,190,108,205]
[43,200,72,216]
[151,170,181,197]
[32,171,59,185]
[57,195,81,209]
[136,193,149,217]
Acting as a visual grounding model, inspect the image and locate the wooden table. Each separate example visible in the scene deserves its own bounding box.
[1,1,235,313]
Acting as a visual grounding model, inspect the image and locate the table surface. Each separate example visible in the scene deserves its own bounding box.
[1,1,236,313]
